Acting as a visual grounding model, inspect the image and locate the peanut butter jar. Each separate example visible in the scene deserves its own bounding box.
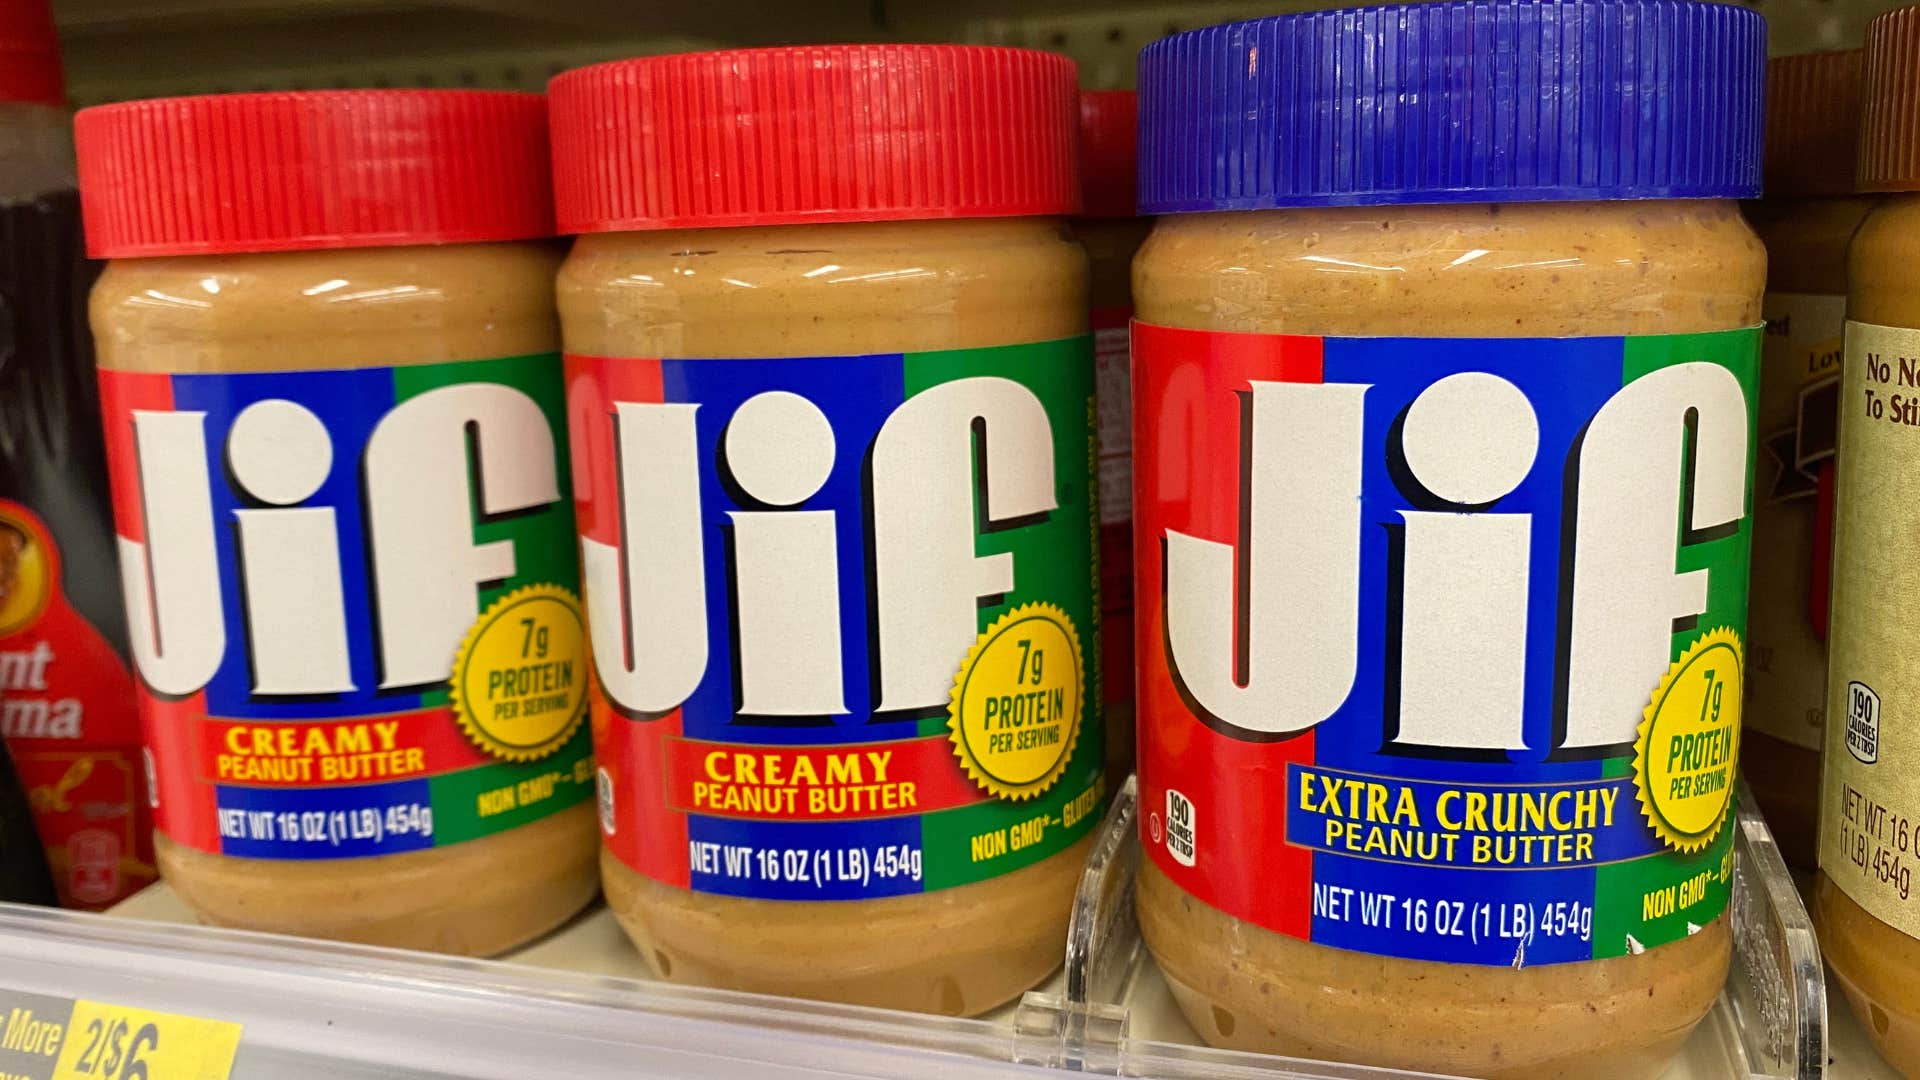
[1132,4,1764,1076]
[549,46,1106,1016]
[76,91,597,955]
[1819,8,1920,1073]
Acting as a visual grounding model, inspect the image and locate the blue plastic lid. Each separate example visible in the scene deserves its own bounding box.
[1137,0,1765,212]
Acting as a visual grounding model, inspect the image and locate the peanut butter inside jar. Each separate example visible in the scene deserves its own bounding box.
[1809,15,1920,1069]
[1816,189,1920,1077]
[560,218,1095,1015]
[92,243,601,956]
[1134,200,1764,1079]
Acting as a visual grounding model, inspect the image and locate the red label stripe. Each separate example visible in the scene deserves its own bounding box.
[664,734,985,821]
[191,707,493,788]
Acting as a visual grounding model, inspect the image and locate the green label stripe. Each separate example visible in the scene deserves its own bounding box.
[430,727,595,846]
[392,353,593,847]
[903,336,1109,891]
[392,352,583,686]
[1591,327,1758,959]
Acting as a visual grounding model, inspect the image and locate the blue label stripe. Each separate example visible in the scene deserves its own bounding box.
[213,781,436,858]
[171,368,426,721]
[1304,336,1632,963]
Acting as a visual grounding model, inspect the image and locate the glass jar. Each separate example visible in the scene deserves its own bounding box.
[1131,5,1765,1077]
[76,91,598,955]
[1818,9,1920,1072]
[549,46,1107,1016]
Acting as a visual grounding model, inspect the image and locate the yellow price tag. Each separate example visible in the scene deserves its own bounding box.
[49,1000,240,1080]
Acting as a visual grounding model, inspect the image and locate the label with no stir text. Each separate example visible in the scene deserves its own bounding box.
[1134,323,1758,966]
[0,991,240,1080]
[570,337,1107,900]
[1822,321,1920,938]
[99,355,593,860]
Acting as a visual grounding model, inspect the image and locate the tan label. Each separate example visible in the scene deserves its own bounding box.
[1822,320,1920,937]
[1748,293,1844,750]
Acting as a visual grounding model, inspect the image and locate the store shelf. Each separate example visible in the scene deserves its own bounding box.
[0,2,1902,1078]
[41,0,1913,105]
[0,906,1068,1079]
[0,775,1838,1080]
[1830,993,1902,1080]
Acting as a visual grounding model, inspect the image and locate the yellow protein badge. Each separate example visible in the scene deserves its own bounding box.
[451,584,588,763]
[1633,627,1743,854]
[948,603,1084,801]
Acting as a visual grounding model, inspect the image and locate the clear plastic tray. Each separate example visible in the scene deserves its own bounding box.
[0,777,1825,1079]
[1016,777,1828,1079]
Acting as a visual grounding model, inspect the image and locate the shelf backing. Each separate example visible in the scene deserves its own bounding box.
[53,0,1899,106]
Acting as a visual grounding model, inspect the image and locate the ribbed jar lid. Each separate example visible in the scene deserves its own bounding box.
[1079,90,1138,218]
[1860,6,1920,193]
[76,90,554,258]
[0,0,62,108]
[547,45,1081,232]
[1137,0,1765,213]
[1766,50,1864,198]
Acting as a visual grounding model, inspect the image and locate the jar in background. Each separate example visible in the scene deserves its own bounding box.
[550,46,1105,1016]
[1076,89,1147,788]
[1819,8,1920,1073]
[1742,48,1872,870]
[1132,4,1764,1078]
[76,91,598,954]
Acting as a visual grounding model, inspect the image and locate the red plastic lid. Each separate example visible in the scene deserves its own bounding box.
[0,0,63,108]
[1078,90,1137,218]
[549,45,1081,232]
[75,91,554,259]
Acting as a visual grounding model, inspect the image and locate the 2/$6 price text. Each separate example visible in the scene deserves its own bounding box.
[0,997,241,1080]
[59,1015,158,1080]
